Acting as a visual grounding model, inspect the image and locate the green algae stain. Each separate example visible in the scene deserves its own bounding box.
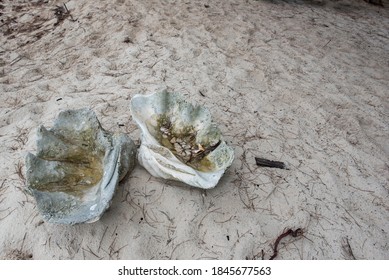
[152,113,217,172]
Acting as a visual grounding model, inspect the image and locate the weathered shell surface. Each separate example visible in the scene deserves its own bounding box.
[25,108,136,224]
[130,90,234,189]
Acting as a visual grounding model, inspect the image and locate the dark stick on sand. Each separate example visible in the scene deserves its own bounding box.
[255,157,288,169]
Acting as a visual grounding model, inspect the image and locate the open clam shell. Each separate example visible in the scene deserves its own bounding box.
[130,90,234,189]
[25,108,136,224]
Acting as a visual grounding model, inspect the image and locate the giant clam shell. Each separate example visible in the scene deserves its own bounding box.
[130,90,234,189]
[25,108,136,224]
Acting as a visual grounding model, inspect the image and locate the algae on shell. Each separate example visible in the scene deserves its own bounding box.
[25,108,136,224]
[130,90,234,189]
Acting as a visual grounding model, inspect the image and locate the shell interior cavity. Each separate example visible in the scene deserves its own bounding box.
[25,108,136,224]
[130,90,234,189]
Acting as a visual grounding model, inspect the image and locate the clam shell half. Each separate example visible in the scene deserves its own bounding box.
[25,108,136,224]
[130,90,234,189]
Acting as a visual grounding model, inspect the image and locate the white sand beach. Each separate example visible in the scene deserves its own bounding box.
[0,0,388,259]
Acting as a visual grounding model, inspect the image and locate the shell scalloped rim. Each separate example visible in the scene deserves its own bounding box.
[130,90,234,189]
[25,108,136,224]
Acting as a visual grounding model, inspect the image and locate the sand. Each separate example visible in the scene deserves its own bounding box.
[0,0,388,260]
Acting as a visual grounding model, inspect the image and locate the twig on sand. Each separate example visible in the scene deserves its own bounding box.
[322,39,332,48]
[198,207,222,228]
[83,245,102,259]
[15,161,26,184]
[269,228,303,260]
[255,157,288,170]
[111,244,128,258]
[169,239,193,260]
[53,3,76,26]
[6,233,33,259]
[0,208,16,221]
[0,179,6,193]
[342,237,356,260]
[98,226,109,252]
